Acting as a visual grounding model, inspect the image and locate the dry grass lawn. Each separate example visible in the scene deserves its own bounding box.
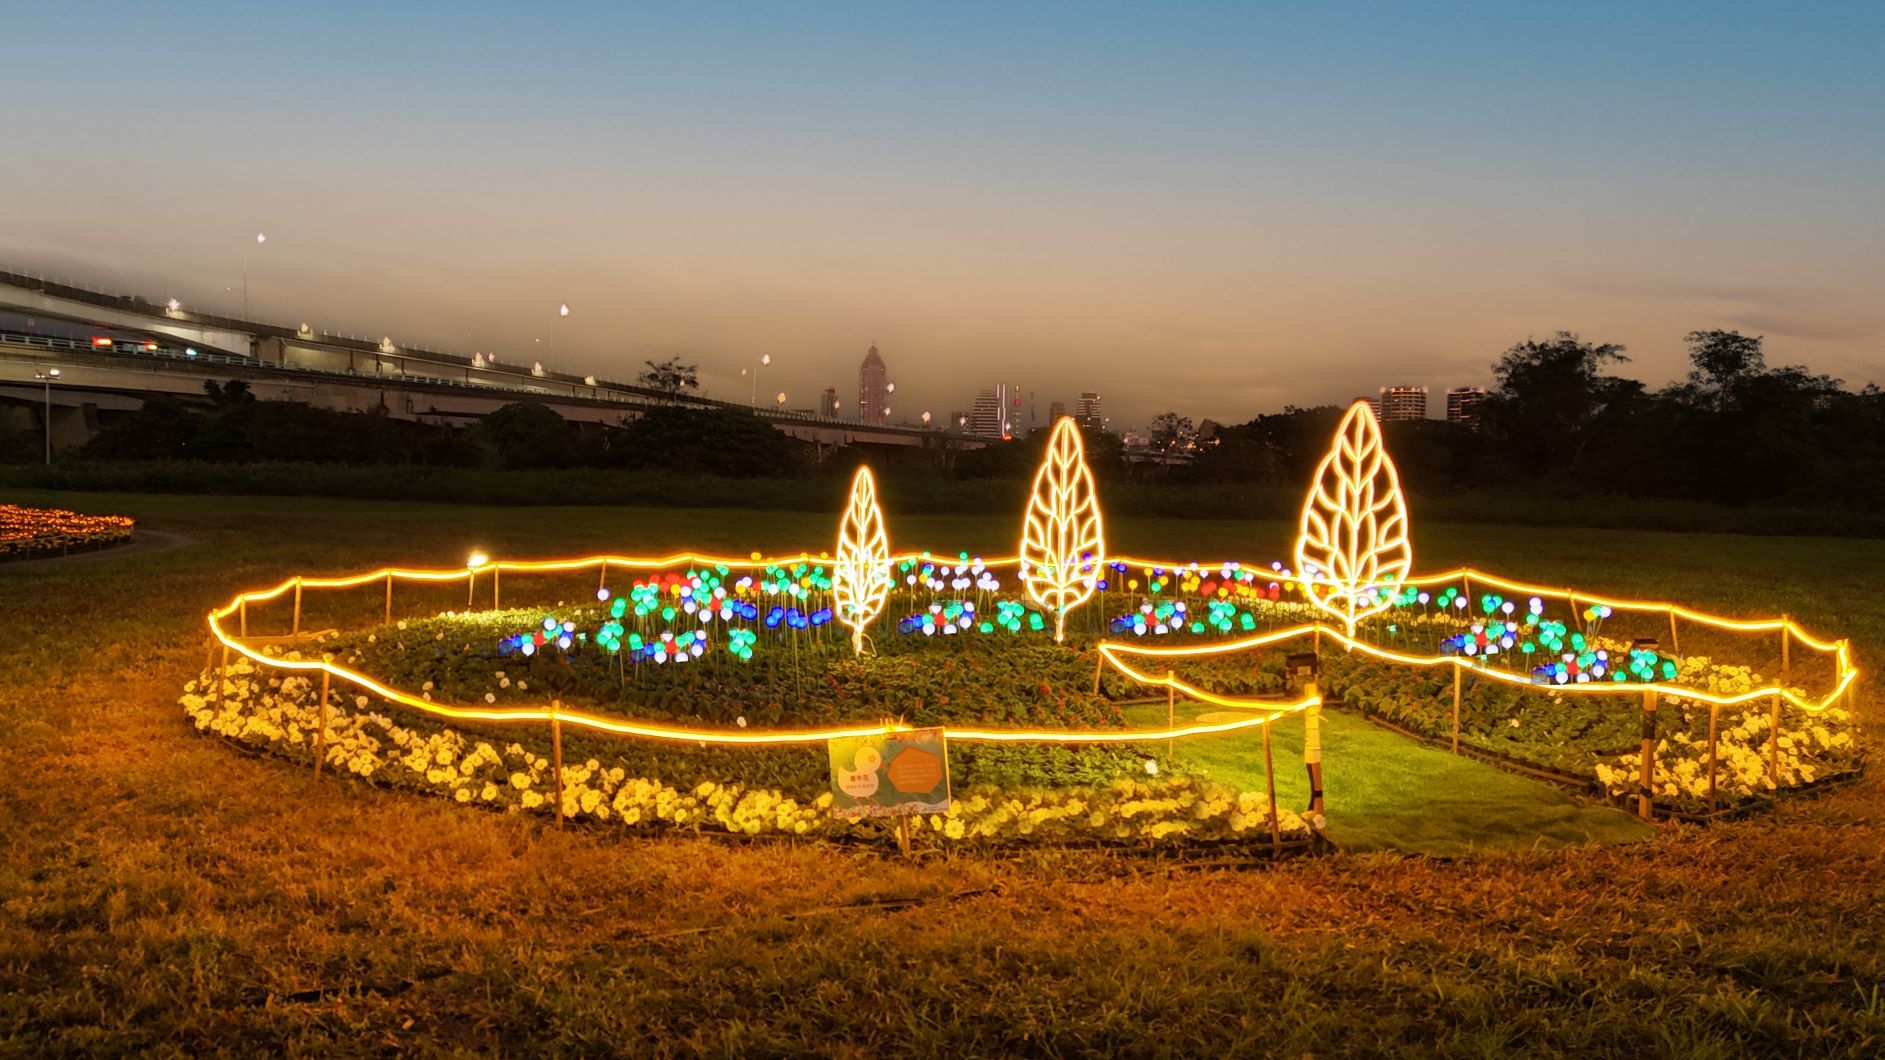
[3,491,1883,1056]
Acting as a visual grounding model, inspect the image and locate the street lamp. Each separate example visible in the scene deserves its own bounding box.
[33,367,60,464]
[553,303,570,374]
[742,352,772,407]
[242,232,266,318]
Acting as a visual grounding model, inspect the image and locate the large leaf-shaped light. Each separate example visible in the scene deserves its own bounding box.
[1021,418,1106,642]
[1294,402,1413,635]
[833,466,893,653]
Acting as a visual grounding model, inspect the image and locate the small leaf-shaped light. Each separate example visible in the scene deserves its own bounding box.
[1294,401,1413,635]
[834,465,893,653]
[1020,417,1106,642]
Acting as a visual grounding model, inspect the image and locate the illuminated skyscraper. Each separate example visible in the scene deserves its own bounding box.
[858,345,888,425]
[1446,386,1486,427]
[1377,385,1428,422]
[970,383,1020,439]
[1075,391,1105,430]
[1048,400,1067,423]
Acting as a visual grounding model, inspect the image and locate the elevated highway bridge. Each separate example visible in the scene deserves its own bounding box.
[0,270,986,458]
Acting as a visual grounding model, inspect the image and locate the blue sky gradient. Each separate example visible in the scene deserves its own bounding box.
[4,2,1880,424]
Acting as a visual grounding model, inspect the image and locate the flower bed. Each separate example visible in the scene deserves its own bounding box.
[181,652,1313,849]
[0,503,133,560]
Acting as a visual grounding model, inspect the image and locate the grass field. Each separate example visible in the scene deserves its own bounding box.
[3,489,1884,1055]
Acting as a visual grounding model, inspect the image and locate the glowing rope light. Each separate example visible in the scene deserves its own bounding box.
[1294,401,1412,635]
[1020,417,1105,642]
[833,466,893,654]
[1098,624,1857,713]
[206,554,1855,684]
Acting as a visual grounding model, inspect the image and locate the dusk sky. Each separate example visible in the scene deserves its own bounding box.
[5,2,1881,427]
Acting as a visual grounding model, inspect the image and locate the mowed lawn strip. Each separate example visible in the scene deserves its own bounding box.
[1,489,1882,1055]
[1121,701,1655,855]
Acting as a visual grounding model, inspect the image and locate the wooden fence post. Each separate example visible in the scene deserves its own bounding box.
[1166,673,1176,756]
[1705,703,1719,812]
[314,669,331,779]
[1637,689,1657,820]
[1769,692,1782,802]
[1451,665,1462,753]
[1262,723,1280,854]
[213,644,229,710]
[551,700,564,829]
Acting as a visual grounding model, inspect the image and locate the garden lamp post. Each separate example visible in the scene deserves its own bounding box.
[34,367,59,463]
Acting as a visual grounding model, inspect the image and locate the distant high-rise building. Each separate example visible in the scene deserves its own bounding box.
[858,345,888,425]
[970,383,1020,439]
[949,410,970,432]
[1358,396,1382,421]
[1075,392,1105,431]
[1048,400,1067,423]
[820,386,840,418]
[1446,386,1486,427]
[1377,385,1428,422]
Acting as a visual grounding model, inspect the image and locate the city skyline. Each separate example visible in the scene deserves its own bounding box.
[3,3,1881,427]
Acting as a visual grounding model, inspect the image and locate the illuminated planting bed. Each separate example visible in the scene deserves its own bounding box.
[186,408,1862,848]
[0,503,134,561]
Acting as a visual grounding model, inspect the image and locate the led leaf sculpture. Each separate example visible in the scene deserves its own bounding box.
[833,465,893,653]
[1295,401,1412,635]
[1021,417,1105,642]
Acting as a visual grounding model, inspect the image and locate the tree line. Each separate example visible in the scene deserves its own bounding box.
[1178,330,1885,512]
[7,327,1880,513]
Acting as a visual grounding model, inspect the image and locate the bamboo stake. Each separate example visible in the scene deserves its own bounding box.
[292,578,303,637]
[1451,665,1462,753]
[598,559,608,592]
[1667,608,1680,657]
[551,700,565,829]
[1781,615,1791,677]
[1637,689,1657,820]
[895,815,913,857]
[384,571,393,625]
[1262,723,1280,855]
[493,566,502,611]
[314,669,331,779]
[466,569,476,611]
[1092,652,1102,695]
[239,599,248,638]
[1705,703,1719,811]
